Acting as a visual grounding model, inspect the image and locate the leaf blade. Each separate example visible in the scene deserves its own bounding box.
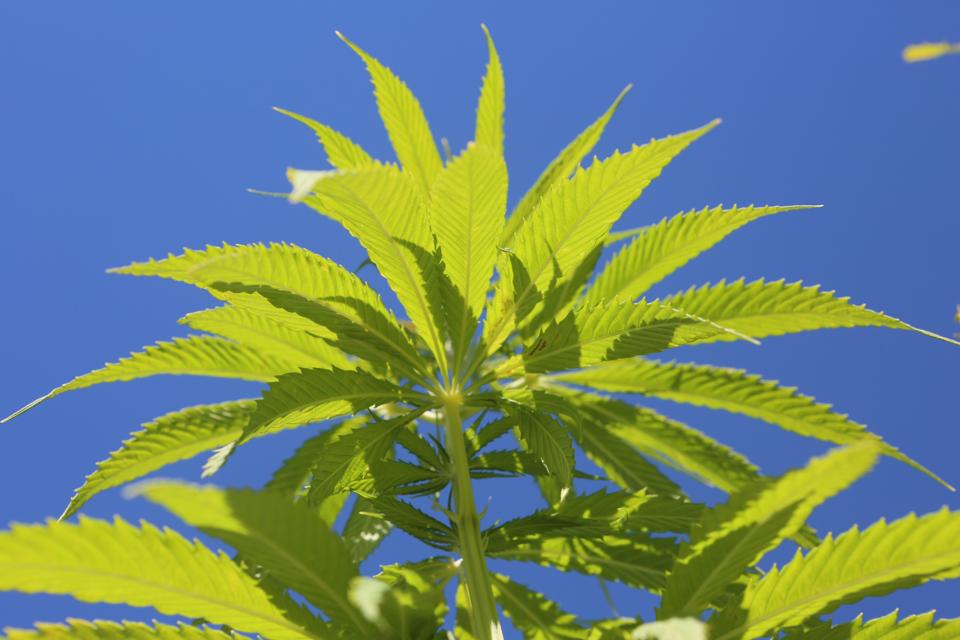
[337,33,442,196]
[661,279,960,346]
[292,166,449,372]
[553,359,947,488]
[429,143,508,372]
[138,482,369,633]
[0,518,325,640]
[181,304,351,370]
[585,204,815,304]
[62,400,257,519]
[475,25,505,157]
[2,620,235,640]
[658,443,880,619]
[500,85,631,246]
[109,242,426,378]
[274,107,376,170]
[492,574,589,640]
[3,336,288,423]
[713,508,960,640]
[241,367,412,442]
[485,121,720,359]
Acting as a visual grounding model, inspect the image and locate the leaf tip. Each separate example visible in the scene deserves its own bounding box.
[1,395,48,424]
[58,502,77,522]
[335,30,363,57]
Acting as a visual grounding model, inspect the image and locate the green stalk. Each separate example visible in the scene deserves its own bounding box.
[442,393,503,640]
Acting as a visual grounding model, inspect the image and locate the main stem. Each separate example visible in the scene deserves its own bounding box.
[442,393,504,640]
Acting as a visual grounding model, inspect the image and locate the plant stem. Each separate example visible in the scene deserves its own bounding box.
[442,394,503,640]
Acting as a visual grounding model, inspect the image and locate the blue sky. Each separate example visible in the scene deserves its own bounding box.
[1,0,959,631]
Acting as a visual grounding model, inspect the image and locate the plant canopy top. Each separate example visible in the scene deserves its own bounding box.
[2,25,959,640]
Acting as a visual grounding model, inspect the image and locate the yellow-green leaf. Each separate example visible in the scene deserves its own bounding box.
[241,367,413,442]
[785,610,960,640]
[429,143,508,374]
[0,517,326,640]
[501,85,632,246]
[713,508,960,640]
[661,279,960,346]
[338,32,442,195]
[492,574,589,640]
[475,25,505,157]
[585,204,815,304]
[137,482,370,633]
[2,620,234,640]
[501,299,743,376]
[553,359,948,488]
[111,242,426,378]
[182,304,351,370]
[274,107,377,170]
[658,443,880,619]
[566,393,757,494]
[62,400,257,519]
[484,121,719,359]
[3,336,287,423]
[291,166,448,373]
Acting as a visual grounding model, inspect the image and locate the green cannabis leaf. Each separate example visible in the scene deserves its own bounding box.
[2,25,958,640]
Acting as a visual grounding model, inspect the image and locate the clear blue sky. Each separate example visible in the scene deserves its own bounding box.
[1,0,958,631]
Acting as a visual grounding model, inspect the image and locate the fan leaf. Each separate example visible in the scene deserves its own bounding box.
[241,368,415,442]
[553,359,947,488]
[506,407,575,490]
[62,400,257,519]
[265,417,365,497]
[712,508,960,639]
[3,336,287,424]
[110,242,425,378]
[658,443,880,619]
[566,393,759,494]
[661,279,960,345]
[498,299,745,377]
[337,33,442,196]
[343,497,393,564]
[492,574,589,640]
[306,411,421,503]
[475,25,505,157]
[483,120,719,360]
[0,517,326,640]
[274,107,377,170]
[784,610,960,640]
[568,413,684,498]
[364,498,455,551]
[500,85,631,246]
[429,143,508,373]
[290,165,449,373]
[2,620,235,640]
[181,304,351,371]
[490,536,674,591]
[585,204,815,304]
[137,482,370,633]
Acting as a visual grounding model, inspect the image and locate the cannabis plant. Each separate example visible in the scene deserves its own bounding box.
[2,27,959,640]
